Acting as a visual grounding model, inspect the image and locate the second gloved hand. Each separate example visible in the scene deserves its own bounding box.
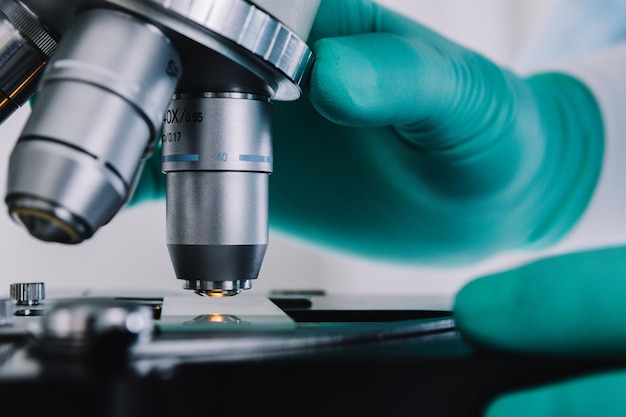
[454,246,626,417]
[133,0,604,266]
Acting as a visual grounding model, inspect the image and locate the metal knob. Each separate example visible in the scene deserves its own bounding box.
[10,282,45,305]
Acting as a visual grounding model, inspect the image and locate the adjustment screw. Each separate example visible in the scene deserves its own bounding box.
[10,282,45,305]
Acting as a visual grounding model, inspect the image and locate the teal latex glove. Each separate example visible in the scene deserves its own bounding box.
[454,246,626,417]
[132,0,604,265]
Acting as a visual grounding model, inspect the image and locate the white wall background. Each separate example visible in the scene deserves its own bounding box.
[0,0,553,305]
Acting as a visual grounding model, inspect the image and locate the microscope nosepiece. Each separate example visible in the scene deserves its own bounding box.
[4,0,319,296]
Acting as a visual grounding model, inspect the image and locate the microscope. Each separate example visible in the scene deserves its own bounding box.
[2,0,319,297]
[0,3,617,417]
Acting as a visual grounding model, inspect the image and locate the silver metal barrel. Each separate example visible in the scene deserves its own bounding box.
[6,8,182,243]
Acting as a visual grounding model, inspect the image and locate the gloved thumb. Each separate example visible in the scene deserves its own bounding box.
[308,29,522,151]
[309,32,445,127]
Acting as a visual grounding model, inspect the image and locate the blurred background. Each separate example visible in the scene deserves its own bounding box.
[0,0,551,305]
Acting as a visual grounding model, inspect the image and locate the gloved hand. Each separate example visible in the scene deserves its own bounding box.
[132,0,604,266]
[454,246,626,417]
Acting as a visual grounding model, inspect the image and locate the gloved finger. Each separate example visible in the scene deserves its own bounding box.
[309,32,444,127]
[308,0,523,138]
[486,368,626,417]
[309,0,438,127]
[453,246,626,356]
[309,30,512,131]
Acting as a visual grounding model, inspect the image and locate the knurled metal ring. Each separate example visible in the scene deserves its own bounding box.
[84,0,314,100]
[0,0,57,56]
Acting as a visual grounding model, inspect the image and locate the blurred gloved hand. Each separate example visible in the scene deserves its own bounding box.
[132,0,604,265]
[454,246,626,417]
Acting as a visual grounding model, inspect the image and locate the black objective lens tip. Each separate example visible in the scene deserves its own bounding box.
[11,207,83,244]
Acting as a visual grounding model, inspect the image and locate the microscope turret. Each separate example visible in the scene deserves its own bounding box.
[3,0,320,296]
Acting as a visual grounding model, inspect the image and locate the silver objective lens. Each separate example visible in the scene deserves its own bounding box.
[163,93,272,297]
[6,8,182,243]
[158,0,318,297]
